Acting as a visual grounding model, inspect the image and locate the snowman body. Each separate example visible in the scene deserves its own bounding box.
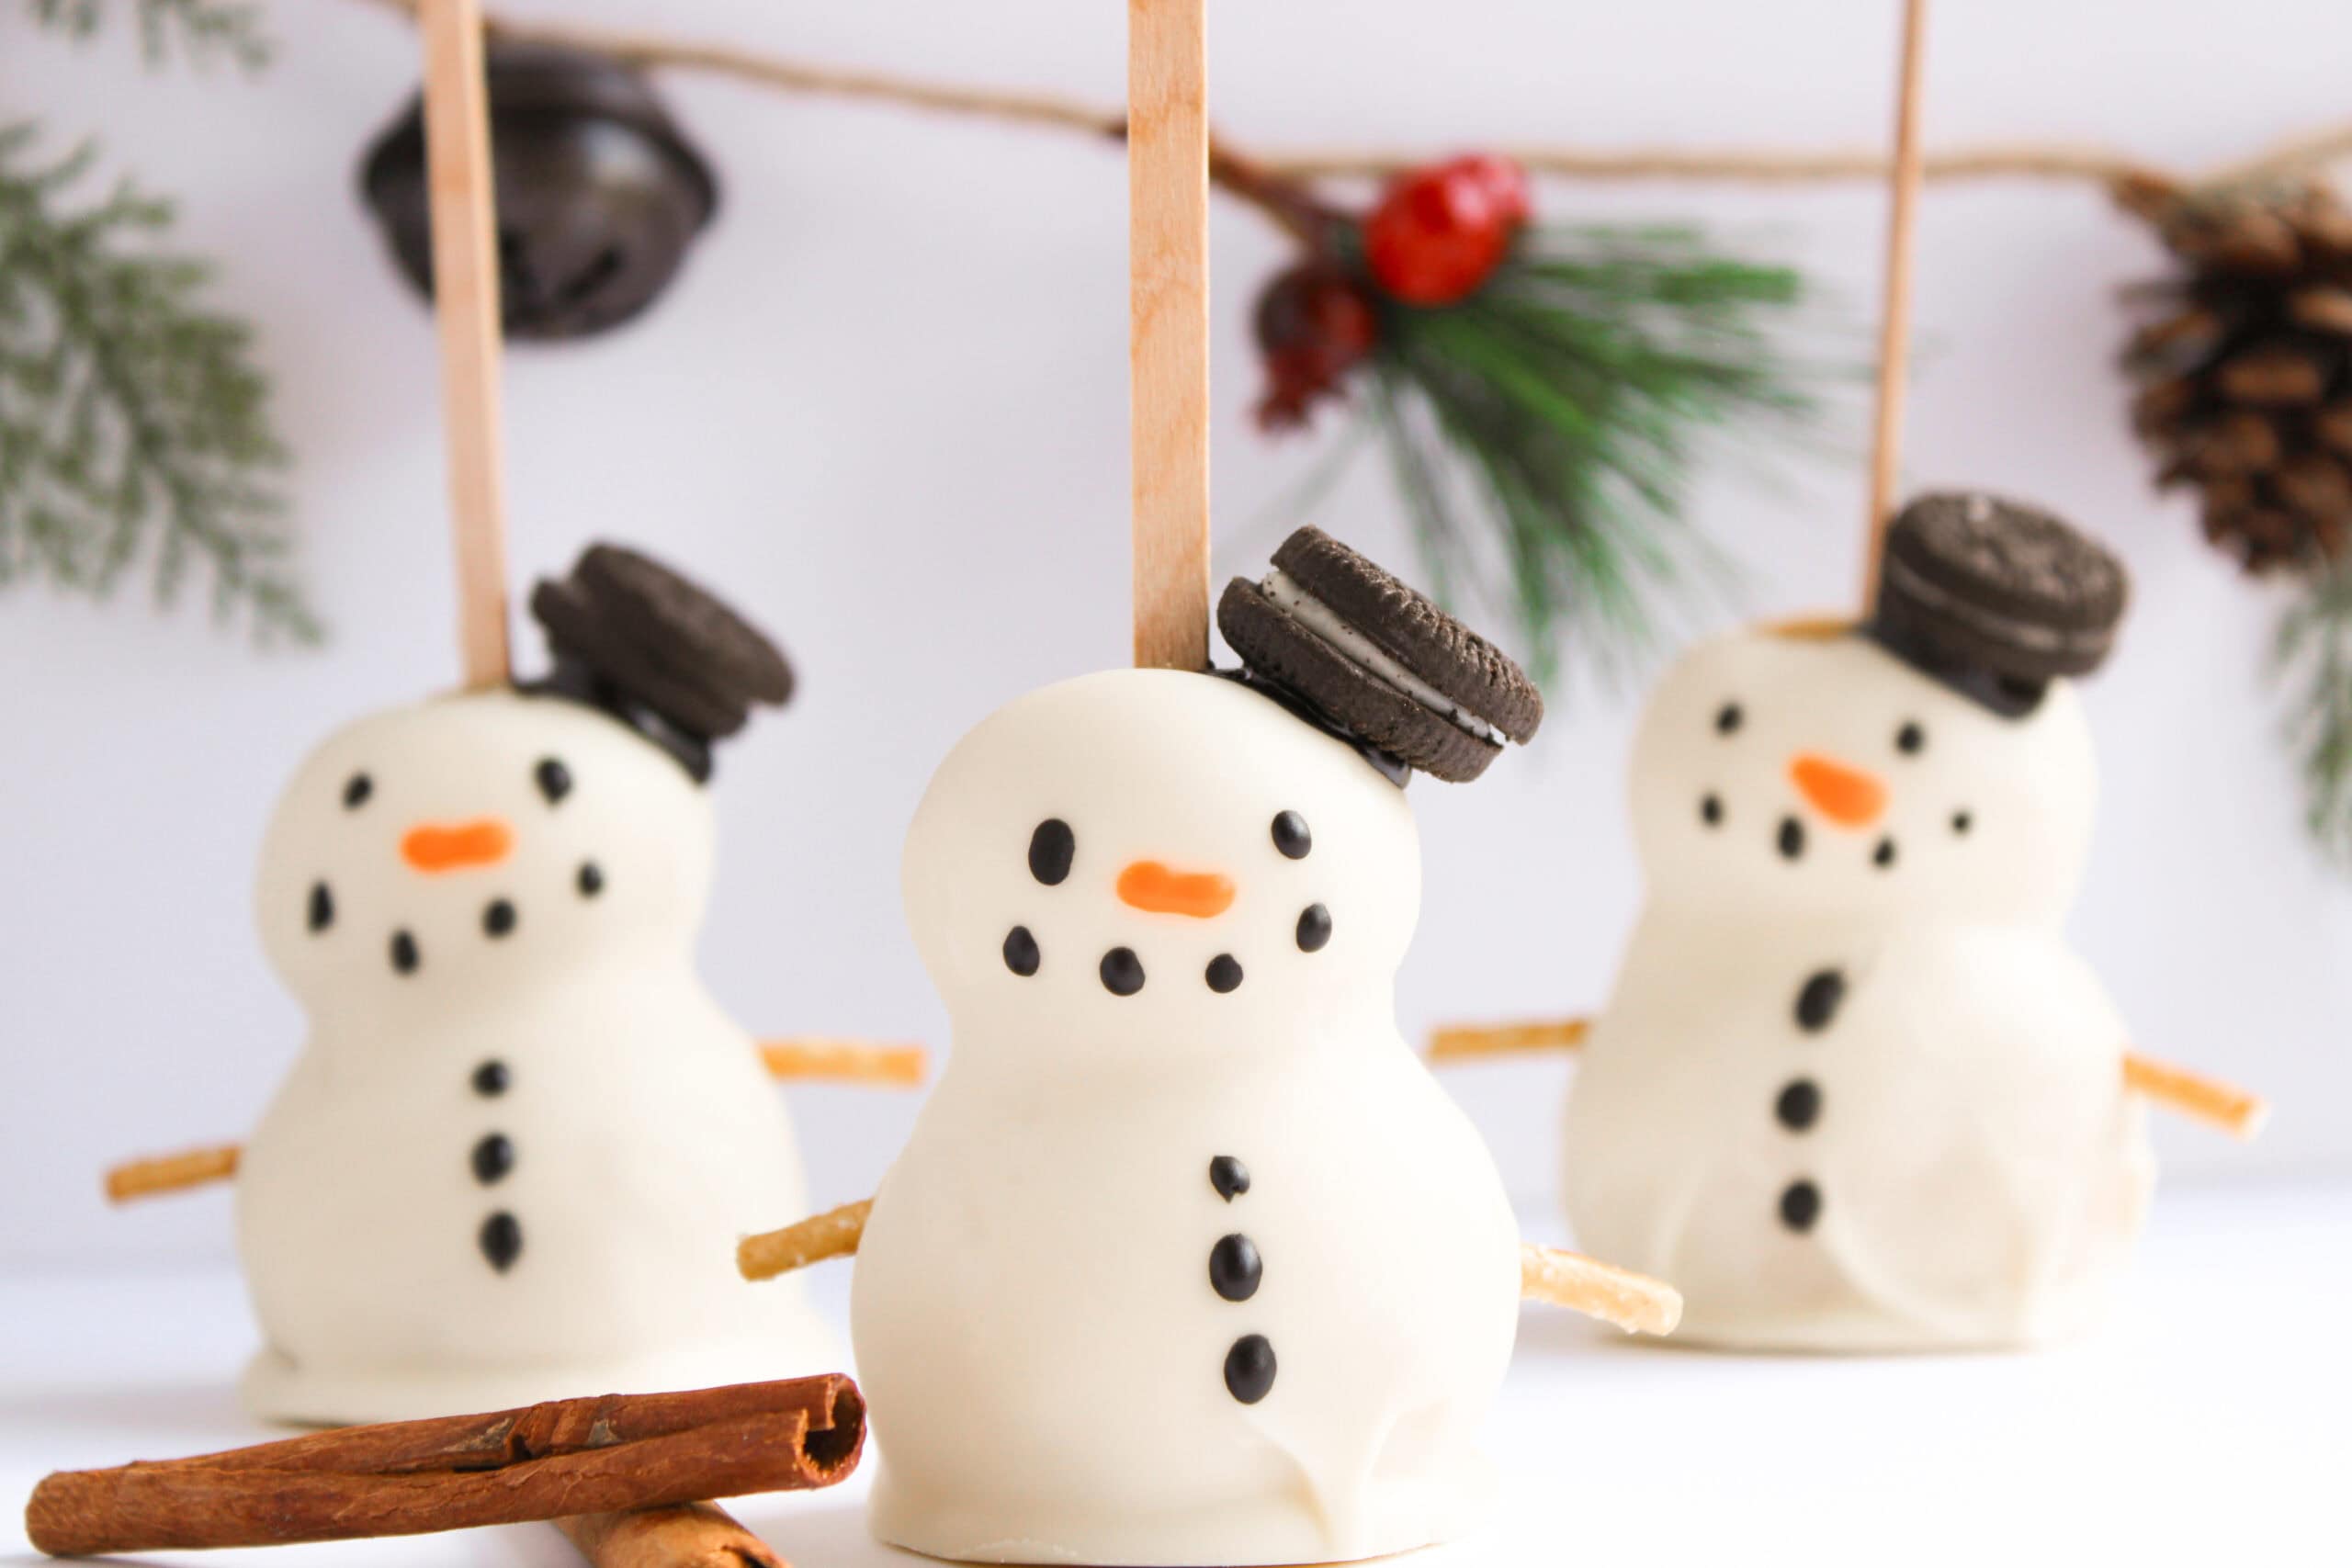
[1564,629,2153,1351]
[855,670,1520,1565]
[238,688,827,1423]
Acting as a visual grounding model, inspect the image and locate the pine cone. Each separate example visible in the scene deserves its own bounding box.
[2119,175,2352,575]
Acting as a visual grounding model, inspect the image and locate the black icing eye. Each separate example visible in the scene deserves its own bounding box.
[1028,818,1075,886]
[1951,809,1973,836]
[1714,702,1743,736]
[535,757,572,806]
[1895,721,1926,756]
[1271,811,1312,860]
[342,773,372,809]
[306,881,334,932]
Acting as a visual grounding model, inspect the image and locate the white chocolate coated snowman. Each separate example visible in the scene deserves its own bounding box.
[237,549,826,1422]
[1566,497,2152,1351]
[854,670,1520,1564]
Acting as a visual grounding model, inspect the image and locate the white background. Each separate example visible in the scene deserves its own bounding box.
[5,0,2351,1279]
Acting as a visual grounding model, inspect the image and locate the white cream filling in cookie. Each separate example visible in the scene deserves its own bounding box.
[1258,570,1503,745]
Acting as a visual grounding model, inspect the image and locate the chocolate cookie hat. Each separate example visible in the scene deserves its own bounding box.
[1867,491,2130,718]
[527,544,792,782]
[1217,526,1544,783]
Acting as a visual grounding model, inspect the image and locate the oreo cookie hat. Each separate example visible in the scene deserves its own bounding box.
[526,543,793,783]
[1868,491,2129,718]
[1217,526,1544,783]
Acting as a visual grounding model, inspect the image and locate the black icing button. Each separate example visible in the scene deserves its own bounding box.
[1779,1180,1822,1234]
[1210,1156,1250,1201]
[1775,1079,1822,1132]
[472,1059,510,1097]
[1224,1333,1277,1404]
[1003,926,1041,977]
[1206,954,1244,993]
[1872,838,1898,869]
[479,1210,524,1271]
[1794,969,1847,1033]
[1295,904,1332,953]
[307,881,334,933]
[1100,947,1145,996]
[577,862,605,897]
[390,930,420,975]
[1209,1234,1262,1303]
[471,1133,514,1185]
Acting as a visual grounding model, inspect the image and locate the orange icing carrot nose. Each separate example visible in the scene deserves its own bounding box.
[1789,754,1888,829]
[1116,861,1236,919]
[401,818,514,874]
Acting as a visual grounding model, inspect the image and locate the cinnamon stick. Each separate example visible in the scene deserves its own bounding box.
[24,1376,864,1559]
[556,1503,783,1568]
[105,1144,240,1202]
[759,1039,927,1088]
[738,1199,871,1282]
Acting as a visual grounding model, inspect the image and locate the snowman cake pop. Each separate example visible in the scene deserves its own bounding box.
[117,545,857,1423]
[1555,493,2264,1351]
[737,527,1681,1567]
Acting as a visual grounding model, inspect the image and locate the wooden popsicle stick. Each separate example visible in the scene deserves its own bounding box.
[554,1503,782,1568]
[1520,1244,1681,1337]
[1859,0,1929,612]
[759,1038,928,1088]
[1127,0,1212,671]
[739,1198,872,1282]
[419,0,513,689]
[105,1144,240,1203]
[2123,1053,2268,1139]
[1428,1018,1589,1062]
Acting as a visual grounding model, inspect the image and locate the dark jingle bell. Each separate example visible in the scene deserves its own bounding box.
[360,42,719,341]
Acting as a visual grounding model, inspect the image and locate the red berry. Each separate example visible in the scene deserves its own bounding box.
[1363,160,1517,306]
[1252,262,1380,431]
[1446,154,1532,228]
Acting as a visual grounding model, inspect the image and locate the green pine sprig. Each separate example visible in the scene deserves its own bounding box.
[2276,561,2352,864]
[25,0,273,71]
[1365,225,1837,684]
[0,124,317,641]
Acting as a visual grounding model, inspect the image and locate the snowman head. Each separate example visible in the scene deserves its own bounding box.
[1628,626,2098,926]
[1631,492,2128,928]
[256,544,792,1023]
[256,689,716,1015]
[902,670,1422,1061]
[904,528,1543,1066]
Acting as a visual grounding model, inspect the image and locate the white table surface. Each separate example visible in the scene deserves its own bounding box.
[5,1182,2346,1567]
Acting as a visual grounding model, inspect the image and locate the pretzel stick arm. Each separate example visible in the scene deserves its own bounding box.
[739,1199,872,1282]
[106,1145,242,1203]
[1428,1018,1590,1062]
[2123,1054,2268,1139]
[759,1039,928,1088]
[1520,1244,1681,1337]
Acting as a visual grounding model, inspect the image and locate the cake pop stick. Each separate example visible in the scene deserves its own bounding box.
[1860,0,1928,607]
[419,0,513,688]
[1126,0,1211,671]
[1431,1019,2266,1136]
[103,1144,239,1202]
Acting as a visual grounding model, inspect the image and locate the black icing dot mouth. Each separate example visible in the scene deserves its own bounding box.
[342,773,373,810]
[1951,809,1973,836]
[1100,946,1145,996]
[1003,926,1040,977]
[482,898,517,938]
[1700,793,1724,828]
[1777,817,1806,861]
[1295,904,1332,953]
[1872,837,1898,869]
[577,861,605,897]
[390,930,420,976]
[1206,953,1244,993]
[306,881,334,933]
